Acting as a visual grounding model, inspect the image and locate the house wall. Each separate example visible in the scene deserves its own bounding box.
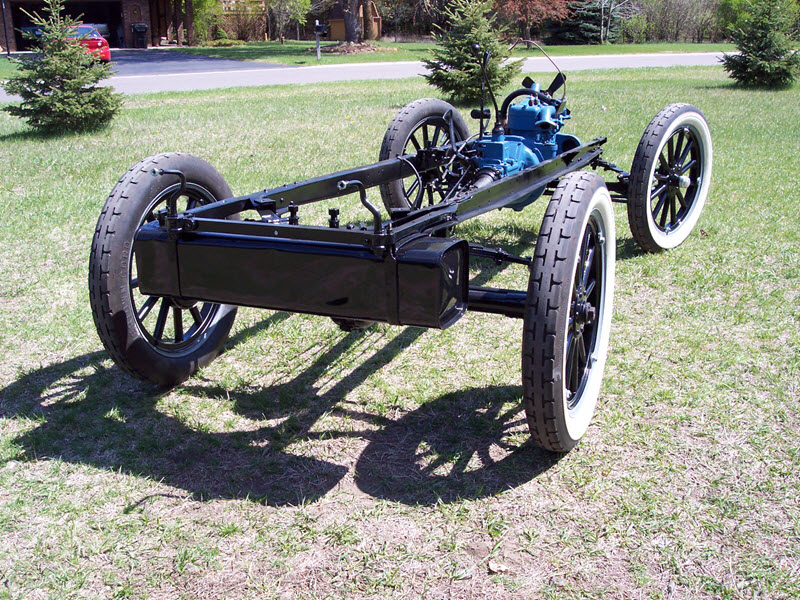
[121,0,151,47]
[2,0,17,52]
[2,0,155,52]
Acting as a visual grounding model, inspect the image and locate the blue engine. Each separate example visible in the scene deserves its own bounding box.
[473,83,582,210]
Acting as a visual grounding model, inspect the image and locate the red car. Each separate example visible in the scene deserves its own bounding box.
[68,25,111,63]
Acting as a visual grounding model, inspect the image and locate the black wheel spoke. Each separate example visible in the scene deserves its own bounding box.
[651,183,668,201]
[680,159,697,174]
[658,153,669,173]
[673,129,685,165]
[678,137,694,166]
[432,125,441,147]
[421,124,430,147]
[652,194,668,222]
[576,229,591,289]
[570,338,582,392]
[667,136,675,165]
[130,276,139,289]
[676,189,687,209]
[576,334,587,368]
[408,134,421,153]
[152,300,170,341]
[565,331,576,391]
[190,306,203,327]
[406,178,420,197]
[173,307,184,343]
[660,192,672,228]
[426,186,434,206]
[580,246,595,292]
[137,295,158,321]
[669,195,677,227]
[579,228,591,264]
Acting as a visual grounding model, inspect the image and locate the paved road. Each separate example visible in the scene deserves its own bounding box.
[0,49,725,101]
[108,50,725,94]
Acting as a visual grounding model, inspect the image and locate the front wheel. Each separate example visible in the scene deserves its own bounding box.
[522,172,616,453]
[89,153,238,387]
[627,103,712,252]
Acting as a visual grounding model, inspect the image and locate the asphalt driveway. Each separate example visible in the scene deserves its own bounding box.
[108,48,289,77]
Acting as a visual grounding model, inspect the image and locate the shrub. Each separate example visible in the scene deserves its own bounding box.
[422,0,521,104]
[1,0,122,132]
[619,13,650,44]
[194,0,224,43]
[721,0,800,88]
[205,38,247,47]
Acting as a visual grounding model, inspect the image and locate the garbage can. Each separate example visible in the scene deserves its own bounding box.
[131,23,148,48]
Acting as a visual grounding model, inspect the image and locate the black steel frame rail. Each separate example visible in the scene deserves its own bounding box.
[165,138,607,252]
[139,138,609,322]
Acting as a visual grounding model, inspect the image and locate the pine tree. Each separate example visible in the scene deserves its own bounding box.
[423,0,522,104]
[721,0,799,88]
[2,0,122,132]
[546,1,601,44]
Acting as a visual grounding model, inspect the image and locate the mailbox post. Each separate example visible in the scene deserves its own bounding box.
[314,20,327,61]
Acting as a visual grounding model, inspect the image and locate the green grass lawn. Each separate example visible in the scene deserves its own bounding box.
[0,56,18,80]
[513,40,734,56]
[176,39,734,66]
[0,68,798,599]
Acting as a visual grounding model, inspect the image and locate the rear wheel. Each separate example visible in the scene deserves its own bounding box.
[522,172,615,453]
[89,153,238,387]
[628,103,712,252]
[379,98,469,212]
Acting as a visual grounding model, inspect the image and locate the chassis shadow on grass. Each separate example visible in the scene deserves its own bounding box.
[1,314,557,508]
[0,225,563,505]
[354,385,559,505]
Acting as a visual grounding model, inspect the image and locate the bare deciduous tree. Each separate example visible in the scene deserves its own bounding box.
[636,0,722,42]
[592,0,639,42]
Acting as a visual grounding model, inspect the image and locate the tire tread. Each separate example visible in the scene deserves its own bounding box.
[522,172,613,452]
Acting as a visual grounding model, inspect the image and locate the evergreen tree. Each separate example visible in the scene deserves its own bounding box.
[546,1,604,44]
[721,0,800,88]
[423,0,522,104]
[1,0,122,132]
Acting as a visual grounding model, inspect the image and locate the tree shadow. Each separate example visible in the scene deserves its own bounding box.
[0,127,88,142]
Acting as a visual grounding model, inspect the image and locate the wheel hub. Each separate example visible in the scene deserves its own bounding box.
[171,297,199,310]
[573,299,596,329]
